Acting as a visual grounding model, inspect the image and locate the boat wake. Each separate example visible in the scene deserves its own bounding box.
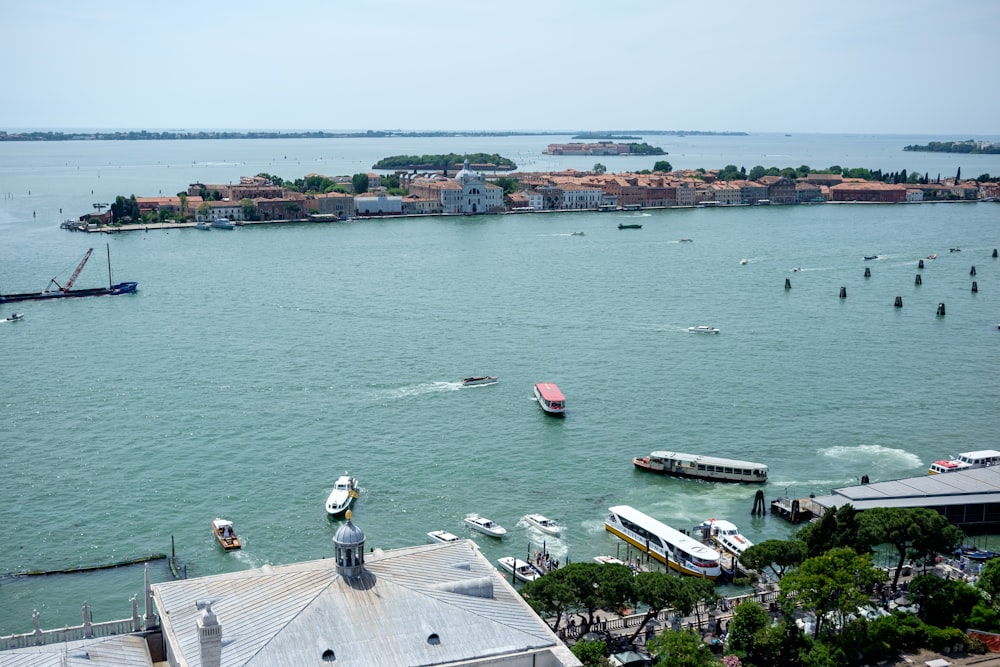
[377,382,462,399]
[820,444,923,469]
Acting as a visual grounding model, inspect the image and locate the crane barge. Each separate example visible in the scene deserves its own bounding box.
[0,245,137,304]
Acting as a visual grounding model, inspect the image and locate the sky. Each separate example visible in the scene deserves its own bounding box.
[2,0,998,135]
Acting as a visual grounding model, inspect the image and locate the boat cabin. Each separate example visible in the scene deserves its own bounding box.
[956,450,1000,467]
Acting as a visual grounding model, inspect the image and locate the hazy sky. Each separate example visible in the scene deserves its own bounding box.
[3,0,998,135]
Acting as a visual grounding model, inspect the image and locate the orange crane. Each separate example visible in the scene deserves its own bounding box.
[47,247,93,292]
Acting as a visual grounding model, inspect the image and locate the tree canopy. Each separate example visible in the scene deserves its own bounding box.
[858,507,965,588]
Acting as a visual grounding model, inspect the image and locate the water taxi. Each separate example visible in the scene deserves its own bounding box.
[464,514,507,538]
[325,473,359,516]
[697,518,754,556]
[533,382,565,417]
[687,326,720,334]
[928,449,1000,475]
[427,530,462,544]
[497,556,541,583]
[605,505,721,579]
[633,451,768,483]
[522,513,560,536]
[211,518,241,551]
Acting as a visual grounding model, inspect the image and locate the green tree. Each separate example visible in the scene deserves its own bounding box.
[908,573,981,629]
[629,570,684,642]
[726,599,771,661]
[521,573,576,633]
[240,198,256,221]
[198,202,211,219]
[739,539,806,579]
[859,507,965,588]
[571,639,610,667]
[797,504,871,558]
[779,547,886,639]
[647,629,719,667]
[593,163,607,175]
[653,160,673,173]
[352,173,370,194]
[748,165,766,180]
[494,176,520,195]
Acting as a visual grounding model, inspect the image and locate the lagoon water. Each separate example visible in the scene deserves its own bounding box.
[1,133,999,634]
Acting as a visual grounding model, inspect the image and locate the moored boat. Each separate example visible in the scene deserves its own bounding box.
[605,505,721,579]
[497,556,541,583]
[325,473,359,515]
[633,451,768,483]
[593,555,627,566]
[462,375,498,386]
[211,218,236,230]
[928,449,1000,475]
[533,382,565,417]
[211,518,241,551]
[687,326,720,334]
[195,221,211,230]
[618,223,642,229]
[464,514,506,537]
[698,518,754,556]
[427,530,462,544]
[522,513,560,536]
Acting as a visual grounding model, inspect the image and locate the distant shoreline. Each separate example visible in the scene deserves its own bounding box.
[0,129,749,142]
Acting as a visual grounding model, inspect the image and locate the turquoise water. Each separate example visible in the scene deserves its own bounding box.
[1,135,999,634]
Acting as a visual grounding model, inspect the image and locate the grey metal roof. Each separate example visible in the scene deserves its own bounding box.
[0,635,152,667]
[812,465,1000,511]
[153,539,580,666]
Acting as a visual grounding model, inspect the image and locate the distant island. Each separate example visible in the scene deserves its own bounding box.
[0,129,747,142]
[903,140,1000,154]
[372,153,517,171]
[544,141,665,156]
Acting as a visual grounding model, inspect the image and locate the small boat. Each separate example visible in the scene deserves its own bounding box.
[633,451,768,483]
[325,473,359,516]
[211,518,241,551]
[593,555,627,566]
[679,238,693,243]
[618,223,642,230]
[464,514,506,537]
[688,326,720,334]
[497,556,541,583]
[571,231,585,236]
[462,375,498,386]
[698,518,754,556]
[926,253,937,260]
[2,313,25,322]
[211,218,236,230]
[195,221,211,230]
[950,248,961,252]
[427,530,462,544]
[522,513,560,536]
[864,255,879,260]
[739,259,749,265]
[533,382,565,417]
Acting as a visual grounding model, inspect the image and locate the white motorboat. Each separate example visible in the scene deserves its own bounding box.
[522,513,560,536]
[698,518,754,556]
[633,451,768,483]
[325,473,359,516]
[593,555,626,566]
[3,313,25,322]
[928,449,1000,475]
[497,556,540,583]
[688,326,720,334]
[211,218,236,230]
[195,221,211,230]
[427,530,461,544]
[462,375,498,386]
[464,514,506,538]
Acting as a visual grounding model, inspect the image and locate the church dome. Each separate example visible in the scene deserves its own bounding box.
[455,158,479,185]
[334,511,366,547]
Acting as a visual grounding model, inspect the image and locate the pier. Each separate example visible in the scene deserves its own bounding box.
[809,466,1000,530]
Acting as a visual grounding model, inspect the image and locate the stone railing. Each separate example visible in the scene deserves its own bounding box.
[0,599,144,651]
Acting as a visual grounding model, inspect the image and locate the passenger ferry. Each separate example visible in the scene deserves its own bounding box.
[533,383,566,417]
[605,505,721,579]
[928,449,1000,475]
[633,451,768,483]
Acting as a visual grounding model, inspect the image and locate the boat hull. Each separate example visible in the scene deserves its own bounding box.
[0,282,138,304]
[604,523,717,579]
[464,516,506,537]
